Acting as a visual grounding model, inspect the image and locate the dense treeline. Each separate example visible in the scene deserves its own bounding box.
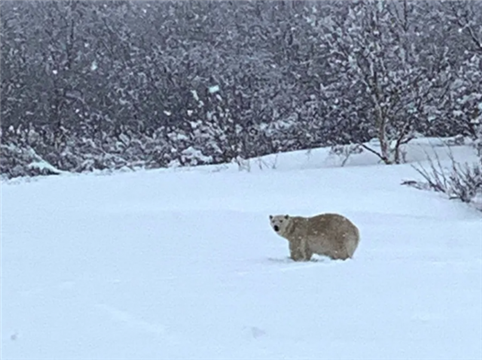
[1,0,481,178]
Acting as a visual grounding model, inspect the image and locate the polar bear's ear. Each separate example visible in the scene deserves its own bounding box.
[269,215,273,220]
[284,215,289,219]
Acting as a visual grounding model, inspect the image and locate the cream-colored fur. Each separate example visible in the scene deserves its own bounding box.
[269,213,360,261]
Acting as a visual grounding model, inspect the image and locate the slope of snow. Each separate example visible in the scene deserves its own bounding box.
[2,142,482,360]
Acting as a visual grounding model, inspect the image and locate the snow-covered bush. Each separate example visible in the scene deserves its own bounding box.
[410,150,482,211]
[329,144,364,167]
[2,1,482,179]
[0,143,62,179]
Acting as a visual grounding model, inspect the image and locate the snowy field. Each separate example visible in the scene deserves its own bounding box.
[2,139,482,360]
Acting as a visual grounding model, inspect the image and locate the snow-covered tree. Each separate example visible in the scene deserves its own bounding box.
[311,0,456,164]
[442,1,482,143]
[1,0,481,178]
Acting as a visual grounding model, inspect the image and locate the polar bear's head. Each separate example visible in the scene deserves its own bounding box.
[269,214,290,235]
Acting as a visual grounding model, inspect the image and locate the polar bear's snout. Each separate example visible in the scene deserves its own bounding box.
[273,225,280,232]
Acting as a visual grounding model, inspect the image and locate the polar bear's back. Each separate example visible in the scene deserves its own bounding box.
[290,213,360,259]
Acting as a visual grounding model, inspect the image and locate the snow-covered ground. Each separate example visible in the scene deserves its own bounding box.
[2,139,482,360]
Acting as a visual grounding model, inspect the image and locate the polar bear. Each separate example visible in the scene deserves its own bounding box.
[269,213,360,261]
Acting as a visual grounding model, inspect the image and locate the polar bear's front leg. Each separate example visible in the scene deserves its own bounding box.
[300,238,313,261]
[289,240,303,261]
[289,238,311,261]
